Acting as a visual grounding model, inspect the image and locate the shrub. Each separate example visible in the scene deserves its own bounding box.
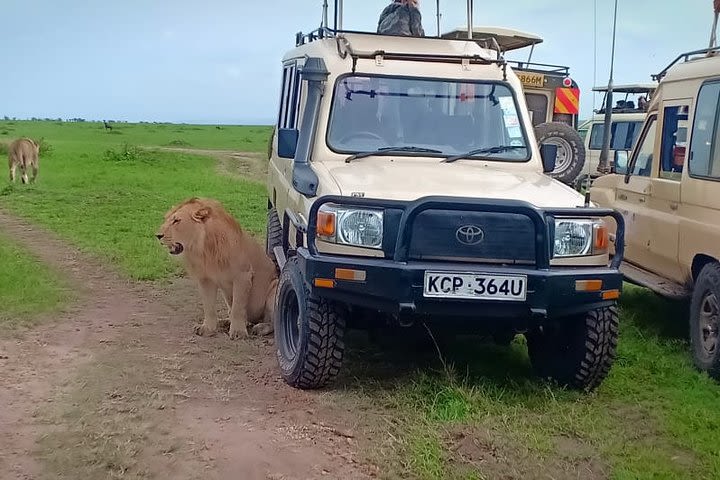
[103,143,143,163]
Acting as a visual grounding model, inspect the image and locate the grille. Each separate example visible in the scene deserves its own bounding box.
[407,210,536,264]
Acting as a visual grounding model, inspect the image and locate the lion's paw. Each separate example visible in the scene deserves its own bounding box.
[228,324,249,340]
[194,323,218,337]
[250,323,274,336]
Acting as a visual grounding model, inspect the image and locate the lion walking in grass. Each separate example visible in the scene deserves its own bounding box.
[8,138,40,184]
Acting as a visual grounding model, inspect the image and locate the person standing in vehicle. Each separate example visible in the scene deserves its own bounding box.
[377,0,425,37]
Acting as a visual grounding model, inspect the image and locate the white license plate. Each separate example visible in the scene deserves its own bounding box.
[423,271,527,301]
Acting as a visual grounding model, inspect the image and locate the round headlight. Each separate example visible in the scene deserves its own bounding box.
[554,220,592,257]
[338,210,383,248]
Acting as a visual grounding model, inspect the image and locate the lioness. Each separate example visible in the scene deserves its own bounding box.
[156,197,277,339]
[8,138,40,184]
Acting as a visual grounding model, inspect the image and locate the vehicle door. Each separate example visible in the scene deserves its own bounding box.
[616,114,658,267]
[645,101,690,282]
[680,80,720,280]
[271,61,304,220]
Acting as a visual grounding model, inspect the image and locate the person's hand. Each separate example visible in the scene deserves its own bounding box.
[715,0,720,13]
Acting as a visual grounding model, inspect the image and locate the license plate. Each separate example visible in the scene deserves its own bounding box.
[518,72,545,88]
[423,271,527,301]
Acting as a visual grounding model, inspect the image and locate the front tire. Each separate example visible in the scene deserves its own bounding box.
[266,208,283,270]
[535,121,586,186]
[526,305,619,391]
[690,263,720,378]
[274,257,346,389]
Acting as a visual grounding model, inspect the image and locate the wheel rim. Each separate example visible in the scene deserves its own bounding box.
[280,287,301,359]
[544,137,573,173]
[699,291,720,359]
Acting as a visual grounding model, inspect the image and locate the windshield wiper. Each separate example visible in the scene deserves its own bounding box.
[345,146,443,163]
[441,145,527,163]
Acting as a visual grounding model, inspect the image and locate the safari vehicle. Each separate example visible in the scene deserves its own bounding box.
[589,47,720,378]
[575,84,656,190]
[266,0,626,392]
[442,26,586,186]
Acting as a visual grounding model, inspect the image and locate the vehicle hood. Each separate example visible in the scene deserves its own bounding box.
[322,159,587,208]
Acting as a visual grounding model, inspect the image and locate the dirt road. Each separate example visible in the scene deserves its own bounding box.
[0,210,376,480]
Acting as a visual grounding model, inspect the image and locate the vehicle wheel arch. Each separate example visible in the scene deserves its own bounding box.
[692,254,718,282]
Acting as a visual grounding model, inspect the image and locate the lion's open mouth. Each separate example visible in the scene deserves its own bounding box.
[169,243,184,255]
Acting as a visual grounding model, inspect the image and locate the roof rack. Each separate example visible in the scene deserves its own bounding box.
[652,46,720,81]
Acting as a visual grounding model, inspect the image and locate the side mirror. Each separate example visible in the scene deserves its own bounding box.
[613,150,629,174]
[540,143,557,173]
[277,128,299,159]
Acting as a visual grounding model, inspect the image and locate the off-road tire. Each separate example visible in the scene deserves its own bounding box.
[690,262,720,379]
[266,208,283,269]
[535,121,586,186]
[275,257,346,389]
[526,305,619,391]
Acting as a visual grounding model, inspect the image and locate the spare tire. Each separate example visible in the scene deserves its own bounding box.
[535,122,586,186]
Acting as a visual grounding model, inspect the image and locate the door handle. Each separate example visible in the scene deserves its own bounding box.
[618,193,628,200]
[638,197,646,203]
[670,202,678,211]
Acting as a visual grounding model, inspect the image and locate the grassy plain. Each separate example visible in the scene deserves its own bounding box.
[0,233,68,330]
[1,120,719,479]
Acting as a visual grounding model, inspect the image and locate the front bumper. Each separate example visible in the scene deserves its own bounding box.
[299,249,622,319]
[290,195,626,321]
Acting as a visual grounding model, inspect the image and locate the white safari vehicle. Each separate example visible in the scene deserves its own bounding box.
[266,1,626,391]
[590,47,720,378]
[576,84,656,190]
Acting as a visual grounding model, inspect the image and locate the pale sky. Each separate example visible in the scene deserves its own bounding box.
[0,0,715,124]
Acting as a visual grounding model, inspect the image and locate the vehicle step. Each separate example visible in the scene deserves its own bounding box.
[620,261,691,300]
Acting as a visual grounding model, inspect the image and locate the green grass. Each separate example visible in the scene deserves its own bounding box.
[0,234,68,329]
[342,286,720,479]
[0,120,271,280]
[4,120,720,479]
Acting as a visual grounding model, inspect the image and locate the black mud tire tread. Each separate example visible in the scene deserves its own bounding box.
[275,257,346,390]
[527,305,619,392]
[266,208,283,269]
[535,121,586,185]
[689,262,720,379]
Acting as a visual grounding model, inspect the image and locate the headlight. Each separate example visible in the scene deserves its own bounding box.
[553,219,608,257]
[317,204,384,249]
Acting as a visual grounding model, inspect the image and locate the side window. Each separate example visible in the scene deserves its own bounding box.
[589,124,605,150]
[659,105,690,179]
[589,121,641,151]
[630,116,657,177]
[276,63,302,130]
[689,82,720,178]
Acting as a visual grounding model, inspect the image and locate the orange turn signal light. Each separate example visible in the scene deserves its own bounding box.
[317,210,336,238]
[314,278,335,289]
[335,268,367,281]
[602,289,620,300]
[576,279,603,292]
[594,224,609,251]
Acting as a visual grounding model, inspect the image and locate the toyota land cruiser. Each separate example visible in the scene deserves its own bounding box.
[266,1,626,392]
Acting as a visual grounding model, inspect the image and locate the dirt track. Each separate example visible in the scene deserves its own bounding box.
[0,210,376,479]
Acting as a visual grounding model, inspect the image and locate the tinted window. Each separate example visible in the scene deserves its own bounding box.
[689,82,720,178]
[277,63,302,130]
[630,117,657,177]
[525,93,548,127]
[659,105,689,178]
[589,121,642,150]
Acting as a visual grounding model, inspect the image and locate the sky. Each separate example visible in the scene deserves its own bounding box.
[0,0,715,124]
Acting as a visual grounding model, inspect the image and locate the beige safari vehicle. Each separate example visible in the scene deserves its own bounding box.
[576,84,656,190]
[266,0,626,392]
[590,47,720,378]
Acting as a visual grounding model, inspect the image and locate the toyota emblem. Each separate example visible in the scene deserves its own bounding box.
[456,225,484,246]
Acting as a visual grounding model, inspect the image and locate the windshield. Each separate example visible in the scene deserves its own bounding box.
[327,75,530,161]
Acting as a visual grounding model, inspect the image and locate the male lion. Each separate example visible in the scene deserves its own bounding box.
[156,197,277,339]
[8,138,40,184]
